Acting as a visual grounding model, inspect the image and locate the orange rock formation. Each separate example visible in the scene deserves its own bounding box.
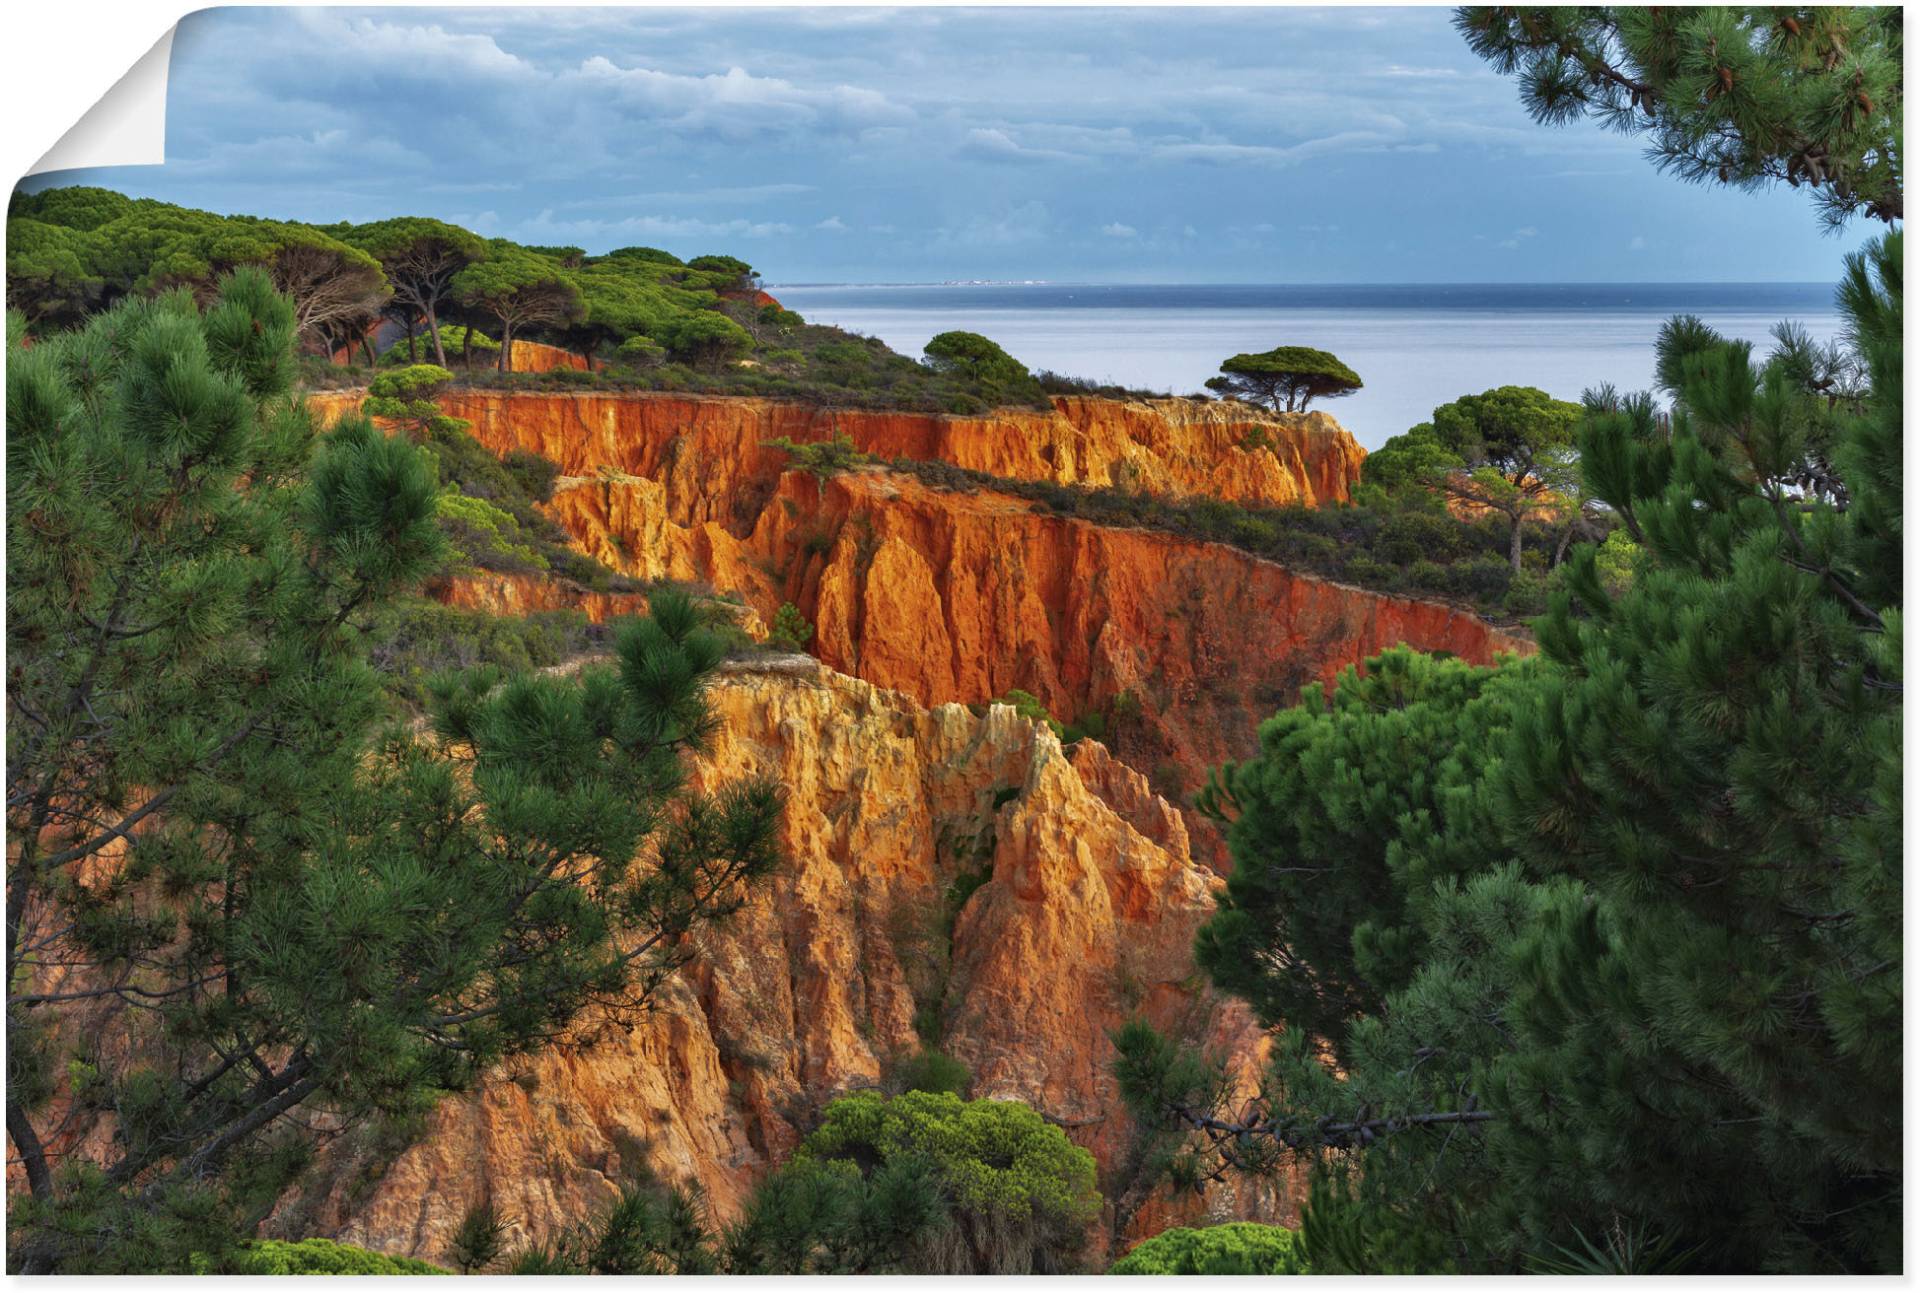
[268,658,1296,1265]
[307,388,1366,508]
[308,387,1523,853]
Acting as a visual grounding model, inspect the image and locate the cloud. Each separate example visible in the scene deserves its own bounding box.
[1100,222,1137,239]
[1152,129,1405,168]
[937,201,1050,247]
[557,184,818,209]
[815,215,849,232]
[1629,235,1647,251]
[575,58,912,141]
[1496,225,1541,250]
[957,127,1079,165]
[512,209,796,242]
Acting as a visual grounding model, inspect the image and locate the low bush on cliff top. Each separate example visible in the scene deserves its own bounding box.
[1108,1223,1309,1275]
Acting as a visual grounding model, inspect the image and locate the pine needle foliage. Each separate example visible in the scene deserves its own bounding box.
[1456,6,1903,228]
[1117,231,1901,1274]
[5,270,785,1273]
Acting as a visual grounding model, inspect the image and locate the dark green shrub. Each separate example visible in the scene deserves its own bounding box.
[728,1091,1100,1274]
[895,1049,971,1096]
[501,447,560,502]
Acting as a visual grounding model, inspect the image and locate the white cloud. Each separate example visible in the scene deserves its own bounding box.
[513,209,796,241]
[557,184,818,209]
[299,12,530,81]
[1152,129,1404,168]
[575,59,912,141]
[1629,235,1647,251]
[1100,222,1137,239]
[957,127,1079,165]
[815,215,849,232]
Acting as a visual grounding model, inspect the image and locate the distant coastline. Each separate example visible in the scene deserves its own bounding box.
[773,281,1843,447]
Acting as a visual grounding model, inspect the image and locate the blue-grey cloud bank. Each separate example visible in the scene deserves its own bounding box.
[22,6,1874,283]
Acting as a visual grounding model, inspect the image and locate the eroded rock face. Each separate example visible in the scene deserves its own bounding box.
[306,389,1366,508]
[308,387,1523,859]
[268,658,1295,1265]
[529,462,1527,862]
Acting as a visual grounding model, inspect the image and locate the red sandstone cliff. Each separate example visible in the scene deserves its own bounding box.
[309,387,1523,853]
[268,659,1297,1264]
[307,388,1365,508]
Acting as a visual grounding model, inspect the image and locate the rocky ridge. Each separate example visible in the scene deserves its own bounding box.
[267,658,1298,1264]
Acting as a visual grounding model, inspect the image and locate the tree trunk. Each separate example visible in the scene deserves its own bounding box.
[1552,519,1580,567]
[499,323,512,374]
[427,302,448,367]
[1509,516,1526,573]
[7,1101,53,1199]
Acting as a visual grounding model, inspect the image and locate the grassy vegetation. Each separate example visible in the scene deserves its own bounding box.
[357,599,608,708]
[895,457,1566,623]
[473,314,1059,413]
[1034,369,1192,403]
[412,419,646,593]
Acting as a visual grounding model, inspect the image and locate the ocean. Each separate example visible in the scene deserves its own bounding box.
[768,282,1843,450]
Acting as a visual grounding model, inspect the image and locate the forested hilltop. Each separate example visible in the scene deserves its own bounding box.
[7,186,1053,413]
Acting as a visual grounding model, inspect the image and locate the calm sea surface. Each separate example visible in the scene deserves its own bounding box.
[769,282,1842,449]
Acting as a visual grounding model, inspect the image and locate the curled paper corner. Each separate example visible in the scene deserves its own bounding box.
[25,24,177,178]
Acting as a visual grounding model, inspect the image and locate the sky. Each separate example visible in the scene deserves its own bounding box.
[20,5,1876,284]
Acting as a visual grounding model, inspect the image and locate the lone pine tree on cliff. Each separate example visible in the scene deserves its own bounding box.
[4,271,784,1272]
[1205,346,1362,413]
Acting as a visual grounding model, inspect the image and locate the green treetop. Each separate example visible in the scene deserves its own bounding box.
[922,331,1046,408]
[1205,346,1362,413]
[686,253,756,290]
[1457,6,1903,228]
[452,242,585,372]
[342,216,488,366]
[726,1090,1101,1274]
[1366,386,1583,571]
[657,309,754,369]
[365,362,470,439]
[1108,1223,1308,1274]
[4,218,102,327]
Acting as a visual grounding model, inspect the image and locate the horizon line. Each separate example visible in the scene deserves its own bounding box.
[766,278,1839,289]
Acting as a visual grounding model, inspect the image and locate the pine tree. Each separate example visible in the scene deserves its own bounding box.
[5,271,784,1272]
[1116,232,1901,1274]
[1494,229,1902,1271]
[1191,648,1541,1053]
[1456,7,1903,228]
